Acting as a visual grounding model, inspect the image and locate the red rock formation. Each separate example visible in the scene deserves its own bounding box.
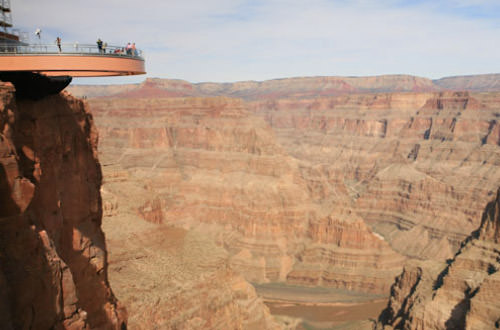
[0,83,126,329]
[249,91,500,261]
[288,214,405,293]
[88,96,405,295]
[478,188,500,243]
[377,188,500,330]
[138,198,164,224]
[67,78,500,325]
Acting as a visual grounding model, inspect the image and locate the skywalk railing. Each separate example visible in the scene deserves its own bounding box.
[0,43,144,59]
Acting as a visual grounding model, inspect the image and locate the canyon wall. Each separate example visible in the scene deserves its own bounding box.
[3,74,497,328]
[66,75,500,327]
[248,91,500,260]
[377,187,500,330]
[89,96,405,297]
[87,84,500,298]
[0,83,126,329]
[95,98,282,329]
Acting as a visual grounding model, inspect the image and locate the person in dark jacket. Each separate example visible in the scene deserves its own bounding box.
[97,38,103,53]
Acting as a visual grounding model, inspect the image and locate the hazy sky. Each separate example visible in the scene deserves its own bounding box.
[13,0,500,84]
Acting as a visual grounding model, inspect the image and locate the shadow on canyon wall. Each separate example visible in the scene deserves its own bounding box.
[0,93,125,329]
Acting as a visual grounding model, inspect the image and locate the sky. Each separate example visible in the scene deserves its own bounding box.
[12,0,500,84]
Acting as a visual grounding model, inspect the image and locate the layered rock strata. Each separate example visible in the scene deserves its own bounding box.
[248,92,500,260]
[89,96,405,295]
[0,83,126,329]
[68,77,500,327]
[377,188,500,330]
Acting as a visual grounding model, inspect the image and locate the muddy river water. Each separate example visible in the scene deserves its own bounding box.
[254,283,387,329]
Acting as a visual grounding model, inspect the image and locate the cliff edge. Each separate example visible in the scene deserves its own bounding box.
[0,82,126,329]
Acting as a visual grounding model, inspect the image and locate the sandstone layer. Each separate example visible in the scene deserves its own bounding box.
[72,81,500,263]
[87,86,500,291]
[377,187,500,330]
[95,97,282,329]
[248,91,500,260]
[88,96,405,297]
[0,83,126,329]
[68,76,500,327]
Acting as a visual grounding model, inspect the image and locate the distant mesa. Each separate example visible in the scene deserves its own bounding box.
[0,2,145,99]
[68,74,500,100]
[434,73,500,92]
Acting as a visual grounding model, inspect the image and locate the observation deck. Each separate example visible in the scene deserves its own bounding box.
[0,43,146,77]
[0,1,146,98]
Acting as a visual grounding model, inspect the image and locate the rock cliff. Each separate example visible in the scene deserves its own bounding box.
[63,74,500,327]
[86,86,500,298]
[0,82,126,329]
[89,96,405,296]
[248,91,500,260]
[377,187,500,330]
[94,97,281,328]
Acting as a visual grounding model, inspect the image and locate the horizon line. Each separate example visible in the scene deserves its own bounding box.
[72,72,500,86]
